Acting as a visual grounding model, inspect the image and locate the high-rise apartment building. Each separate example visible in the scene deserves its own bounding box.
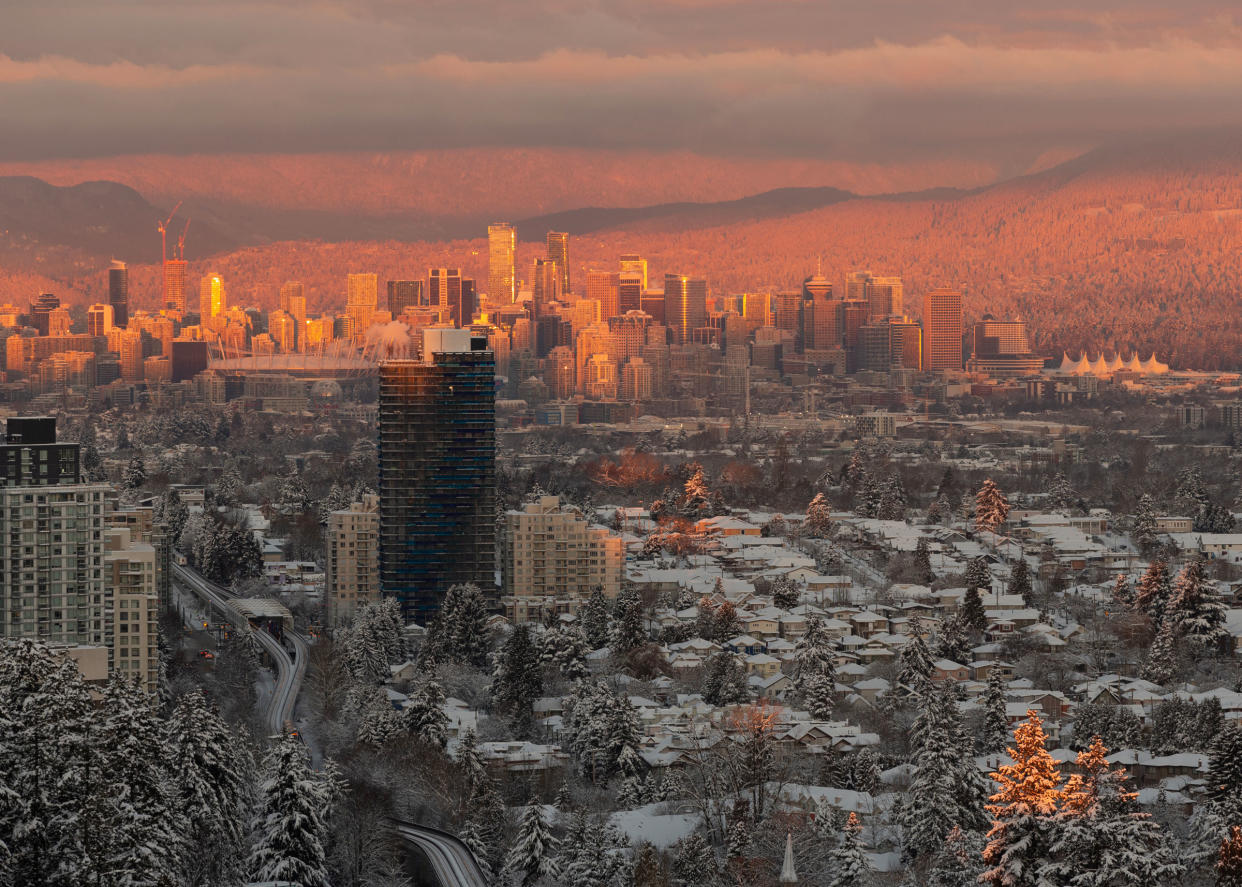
[488,223,517,305]
[922,287,964,372]
[30,293,59,336]
[618,273,643,314]
[1,418,115,675]
[378,329,496,621]
[502,495,624,623]
[664,274,708,345]
[109,260,129,328]
[103,527,159,694]
[587,270,621,320]
[866,276,903,320]
[346,273,379,342]
[619,254,648,290]
[429,268,468,325]
[546,231,570,294]
[531,258,561,314]
[163,259,187,313]
[87,303,114,338]
[325,495,380,626]
[620,357,654,402]
[199,273,226,321]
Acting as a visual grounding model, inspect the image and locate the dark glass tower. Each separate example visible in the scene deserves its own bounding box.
[109,260,129,328]
[379,330,495,622]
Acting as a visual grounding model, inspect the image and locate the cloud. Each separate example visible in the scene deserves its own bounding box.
[0,1,1240,166]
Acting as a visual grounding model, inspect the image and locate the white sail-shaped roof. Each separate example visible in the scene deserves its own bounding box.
[1124,353,1143,372]
[1105,354,1124,373]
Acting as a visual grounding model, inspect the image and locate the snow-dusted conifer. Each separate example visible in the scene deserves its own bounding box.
[974,479,1010,534]
[248,733,331,887]
[981,711,1061,887]
[1168,558,1229,652]
[830,812,871,887]
[505,801,559,887]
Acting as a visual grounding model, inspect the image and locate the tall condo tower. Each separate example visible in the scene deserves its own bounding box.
[546,231,570,294]
[488,223,516,305]
[108,260,129,328]
[378,329,496,621]
[922,287,964,372]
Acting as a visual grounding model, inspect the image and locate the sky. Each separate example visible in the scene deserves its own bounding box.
[3,0,1242,168]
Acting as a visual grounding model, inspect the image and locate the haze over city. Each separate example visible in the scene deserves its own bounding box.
[4,3,1242,887]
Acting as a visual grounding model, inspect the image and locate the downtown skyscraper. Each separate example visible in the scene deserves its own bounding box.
[488,223,516,305]
[108,260,128,328]
[378,329,496,620]
[922,287,964,371]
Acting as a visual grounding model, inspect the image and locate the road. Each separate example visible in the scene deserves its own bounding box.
[172,562,308,735]
[392,821,490,887]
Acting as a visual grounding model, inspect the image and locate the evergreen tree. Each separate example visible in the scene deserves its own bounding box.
[96,676,185,887]
[491,625,543,728]
[248,733,331,887]
[702,651,750,707]
[1133,493,1159,553]
[897,618,935,696]
[974,479,1011,535]
[167,689,250,887]
[712,599,742,641]
[403,678,450,749]
[539,623,592,681]
[933,614,972,665]
[1220,827,1242,887]
[1208,724,1242,813]
[830,813,872,887]
[915,537,935,586]
[505,801,559,887]
[770,575,801,609]
[671,832,717,885]
[1176,466,1209,515]
[1168,558,1229,653]
[581,586,612,649]
[1110,573,1134,610]
[1009,557,1032,605]
[981,711,1061,887]
[927,826,985,887]
[805,492,834,538]
[123,455,148,490]
[979,669,1010,754]
[611,582,647,656]
[1048,472,1078,510]
[1042,736,1182,886]
[961,586,987,632]
[791,617,837,718]
[1142,619,1178,686]
[427,583,491,667]
[1134,559,1174,624]
[904,685,973,863]
[964,556,991,593]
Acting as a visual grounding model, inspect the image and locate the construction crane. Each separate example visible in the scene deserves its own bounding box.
[176,218,191,260]
[156,200,183,267]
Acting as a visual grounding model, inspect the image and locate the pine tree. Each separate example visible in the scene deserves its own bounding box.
[1048,472,1077,510]
[1168,558,1229,653]
[1133,493,1159,553]
[979,669,1010,754]
[904,685,970,862]
[167,689,250,887]
[1042,736,1182,886]
[1142,619,1178,685]
[581,587,612,649]
[805,492,833,538]
[96,676,185,887]
[671,832,718,885]
[830,813,871,887]
[428,583,491,667]
[1134,558,1174,624]
[897,619,934,696]
[611,582,647,656]
[770,575,801,609]
[974,479,1011,535]
[403,678,450,749]
[248,733,331,887]
[791,617,837,718]
[927,826,985,887]
[491,625,543,728]
[505,801,559,887]
[1110,572,1134,610]
[539,623,592,681]
[964,556,991,593]
[1208,724,1242,811]
[981,711,1061,887]
[915,537,935,586]
[961,586,987,632]
[934,613,972,665]
[1176,465,1209,515]
[1220,827,1242,887]
[124,455,148,490]
[702,651,750,706]
[681,466,712,518]
[1009,557,1032,605]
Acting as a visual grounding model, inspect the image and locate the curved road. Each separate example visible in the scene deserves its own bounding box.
[392,821,489,887]
[172,562,308,735]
